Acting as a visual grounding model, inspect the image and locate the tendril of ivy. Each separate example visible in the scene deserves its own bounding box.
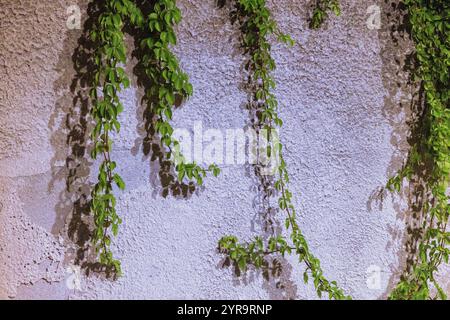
[387,0,450,300]
[217,0,349,300]
[89,0,143,276]
[88,0,219,276]
[137,0,221,187]
[309,0,341,29]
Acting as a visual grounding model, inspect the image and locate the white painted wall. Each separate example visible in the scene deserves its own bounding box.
[2,0,447,300]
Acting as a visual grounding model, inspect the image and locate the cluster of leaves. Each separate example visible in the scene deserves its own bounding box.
[87,0,219,276]
[387,0,450,300]
[137,0,220,187]
[309,0,341,29]
[89,0,143,276]
[217,0,349,300]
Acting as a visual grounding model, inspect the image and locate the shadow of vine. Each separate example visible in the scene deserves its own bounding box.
[130,0,197,200]
[49,0,202,277]
[49,0,105,275]
[369,0,429,298]
[215,0,297,300]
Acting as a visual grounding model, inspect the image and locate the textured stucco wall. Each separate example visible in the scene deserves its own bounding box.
[1,0,448,300]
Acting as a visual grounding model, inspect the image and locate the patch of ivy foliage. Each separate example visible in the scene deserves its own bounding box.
[217,0,349,300]
[310,0,341,29]
[88,0,219,277]
[388,0,450,300]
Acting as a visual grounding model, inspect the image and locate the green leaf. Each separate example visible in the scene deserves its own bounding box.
[113,174,126,190]
[238,258,247,271]
[178,167,185,182]
[112,14,121,29]
[303,272,309,284]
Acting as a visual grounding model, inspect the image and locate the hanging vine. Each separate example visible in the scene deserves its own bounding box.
[309,0,341,29]
[137,0,221,188]
[87,0,219,276]
[387,0,450,300]
[63,0,450,300]
[89,0,143,276]
[216,0,349,300]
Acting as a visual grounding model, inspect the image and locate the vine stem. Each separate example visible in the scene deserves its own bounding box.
[279,176,320,281]
[101,130,113,255]
[216,0,348,299]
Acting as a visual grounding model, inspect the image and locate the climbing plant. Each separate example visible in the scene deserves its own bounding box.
[216,0,349,300]
[310,0,341,29]
[89,0,142,276]
[80,0,450,301]
[387,0,450,300]
[136,0,221,188]
[87,0,219,276]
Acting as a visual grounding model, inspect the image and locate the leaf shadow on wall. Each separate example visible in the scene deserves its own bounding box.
[48,0,197,279]
[129,0,198,200]
[367,0,429,298]
[48,1,100,274]
[215,0,298,300]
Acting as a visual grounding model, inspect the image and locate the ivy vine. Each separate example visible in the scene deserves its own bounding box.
[83,0,347,299]
[87,0,219,276]
[387,0,450,300]
[137,0,221,188]
[78,0,450,301]
[216,0,349,300]
[310,0,341,29]
[89,0,142,276]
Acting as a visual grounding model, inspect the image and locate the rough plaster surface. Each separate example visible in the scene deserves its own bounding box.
[1,0,449,300]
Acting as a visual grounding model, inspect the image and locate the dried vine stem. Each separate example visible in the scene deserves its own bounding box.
[217,0,349,300]
[387,0,450,300]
